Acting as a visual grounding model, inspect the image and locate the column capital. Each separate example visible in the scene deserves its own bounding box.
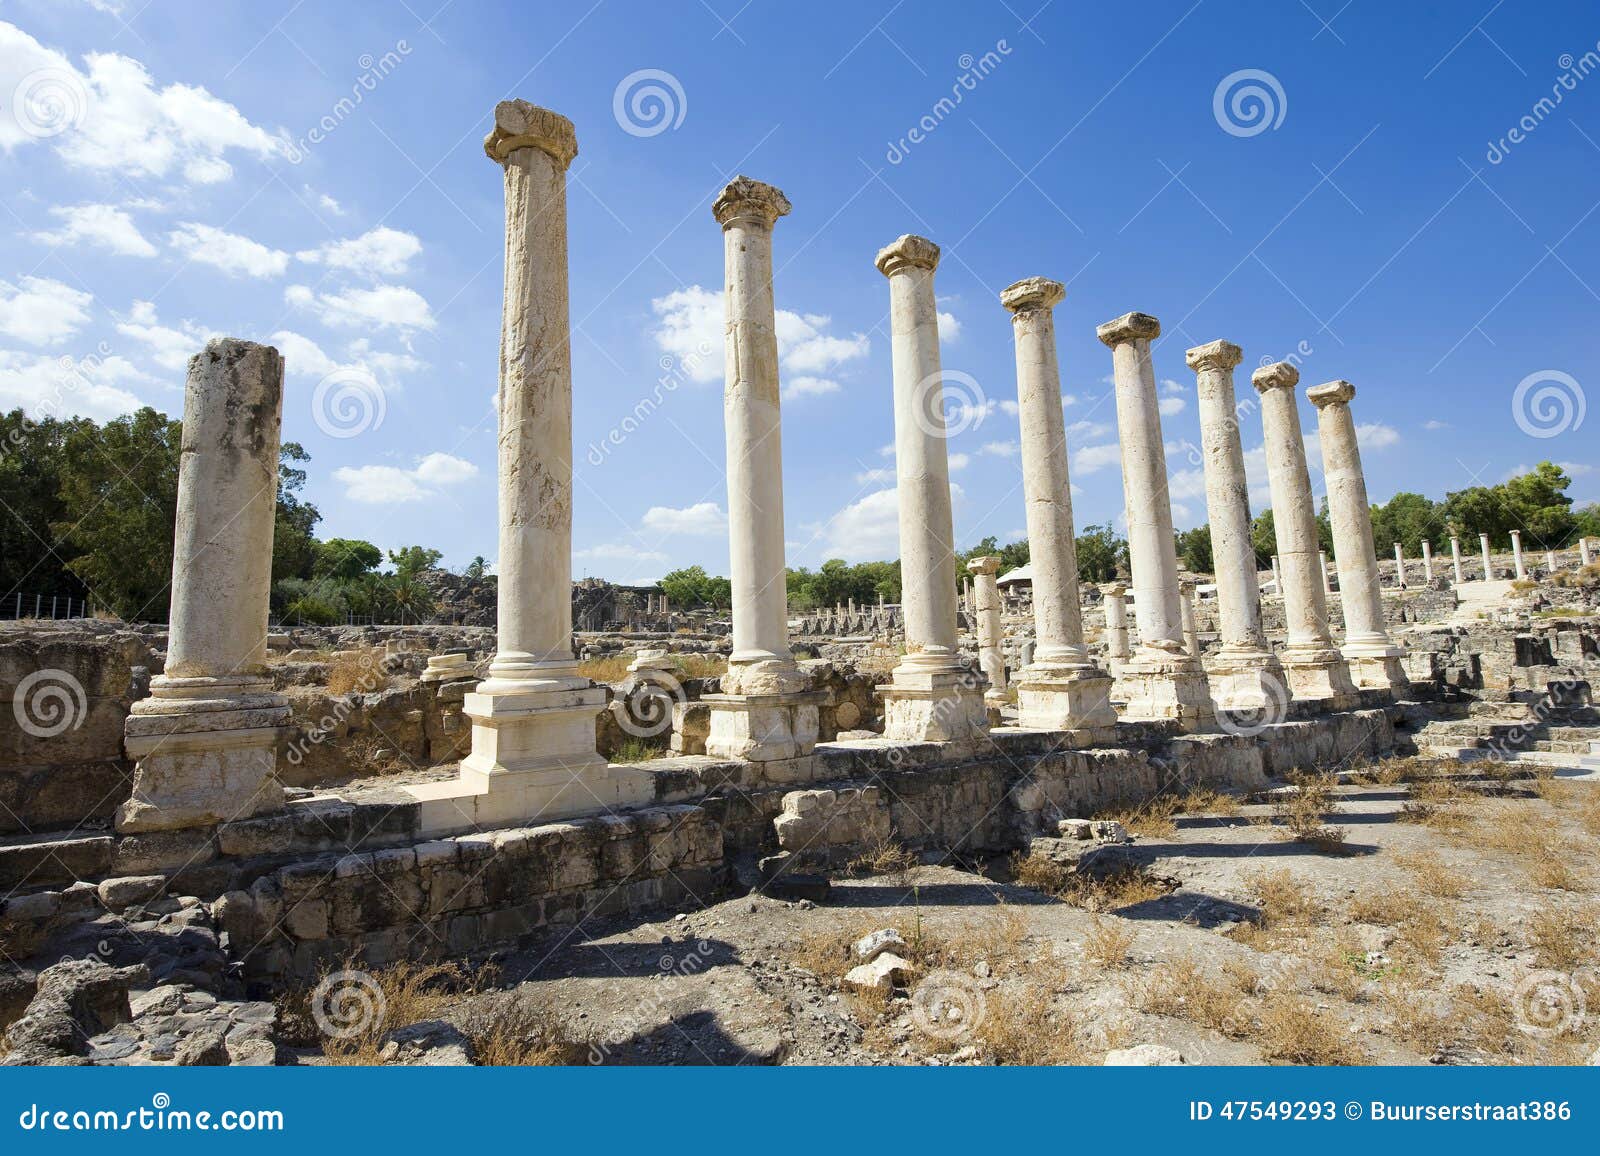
[484,100,578,168]
[1101,580,1127,597]
[1178,574,1198,594]
[1095,311,1160,347]
[1251,360,1300,393]
[966,554,1001,577]
[1000,276,1064,314]
[875,234,940,276]
[1306,379,1356,408]
[1184,339,1242,372]
[712,176,791,228]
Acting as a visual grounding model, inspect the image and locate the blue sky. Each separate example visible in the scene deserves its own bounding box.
[2,0,1596,583]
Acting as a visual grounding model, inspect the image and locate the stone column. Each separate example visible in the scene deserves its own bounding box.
[1546,549,1558,574]
[1179,578,1200,657]
[1270,556,1282,595]
[1186,339,1285,711]
[876,235,986,741]
[1394,543,1407,588]
[1319,550,1333,595]
[1511,530,1527,579]
[1480,533,1493,579]
[410,102,650,833]
[119,340,290,832]
[702,177,818,767]
[1583,538,1594,567]
[1252,362,1357,703]
[1451,536,1464,584]
[1097,312,1211,727]
[968,556,1008,710]
[1308,380,1406,691]
[1101,582,1130,675]
[1422,540,1434,583]
[1001,277,1114,735]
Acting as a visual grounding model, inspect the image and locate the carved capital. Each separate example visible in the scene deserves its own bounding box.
[1101,581,1128,598]
[712,176,791,228]
[1184,339,1243,373]
[966,554,1002,577]
[1251,361,1300,394]
[1306,379,1356,409]
[1095,311,1161,347]
[484,100,578,168]
[875,234,940,276]
[1000,276,1065,314]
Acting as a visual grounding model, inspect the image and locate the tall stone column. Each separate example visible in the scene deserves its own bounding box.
[1451,536,1464,584]
[1270,556,1282,595]
[702,177,819,768]
[967,556,1008,710]
[119,340,289,832]
[1308,380,1406,692]
[1546,549,1558,573]
[1001,277,1115,735]
[1511,530,1527,579]
[1583,538,1594,567]
[1480,533,1493,579]
[1252,362,1357,704]
[1319,551,1333,595]
[1394,543,1407,588]
[1101,582,1130,675]
[1179,578,1200,657]
[876,235,986,741]
[1097,312,1211,727]
[1185,339,1285,711]
[1422,540,1434,583]
[410,102,650,833]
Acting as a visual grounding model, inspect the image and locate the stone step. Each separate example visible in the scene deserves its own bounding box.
[0,831,114,890]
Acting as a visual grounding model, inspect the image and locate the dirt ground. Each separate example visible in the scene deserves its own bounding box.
[301,759,1600,1066]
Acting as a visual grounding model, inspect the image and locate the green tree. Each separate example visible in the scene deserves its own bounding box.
[660,565,714,608]
[1250,509,1277,568]
[1176,525,1213,574]
[0,409,92,602]
[273,441,320,582]
[313,538,383,580]
[1075,523,1126,584]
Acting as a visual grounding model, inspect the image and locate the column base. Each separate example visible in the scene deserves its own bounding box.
[879,666,989,743]
[1015,663,1119,733]
[1342,648,1409,693]
[1206,647,1290,713]
[1280,645,1360,707]
[403,682,653,835]
[118,689,290,833]
[702,691,822,762]
[1112,648,1214,731]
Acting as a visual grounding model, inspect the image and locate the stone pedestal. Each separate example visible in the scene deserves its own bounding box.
[703,176,816,762]
[1253,362,1357,706]
[1002,277,1115,737]
[877,235,987,741]
[1309,380,1406,694]
[1185,339,1285,712]
[1098,312,1211,728]
[408,102,652,834]
[119,340,289,833]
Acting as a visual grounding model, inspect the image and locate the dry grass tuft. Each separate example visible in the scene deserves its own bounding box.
[846,835,919,878]
[1526,905,1597,970]
[1396,849,1469,899]
[1129,953,1251,1037]
[326,649,389,696]
[1083,917,1135,968]
[976,978,1089,1065]
[457,991,574,1065]
[1254,990,1363,1065]
[1093,794,1182,839]
[295,960,484,1064]
[1273,771,1348,851]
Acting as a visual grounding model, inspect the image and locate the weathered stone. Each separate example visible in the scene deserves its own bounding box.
[843,952,913,995]
[1104,1044,1186,1065]
[853,929,909,963]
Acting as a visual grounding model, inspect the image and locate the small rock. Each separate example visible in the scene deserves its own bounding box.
[380,1020,475,1066]
[1091,820,1131,844]
[1058,818,1094,840]
[853,929,909,963]
[174,1025,231,1066]
[843,952,913,995]
[97,875,167,911]
[973,960,991,978]
[1104,1044,1186,1066]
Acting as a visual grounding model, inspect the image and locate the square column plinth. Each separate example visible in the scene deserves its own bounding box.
[879,668,989,743]
[1015,667,1118,745]
[703,691,823,764]
[1343,650,1409,693]
[1113,647,1215,731]
[406,683,654,836]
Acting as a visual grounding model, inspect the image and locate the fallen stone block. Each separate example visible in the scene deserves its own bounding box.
[852,928,908,963]
[843,952,913,995]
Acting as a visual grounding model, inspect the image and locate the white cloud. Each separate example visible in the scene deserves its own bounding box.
[573,542,670,578]
[1158,395,1187,416]
[980,440,1020,457]
[118,300,216,369]
[878,443,896,458]
[776,310,870,374]
[169,222,288,278]
[0,22,282,181]
[650,286,869,387]
[947,452,970,471]
[1166,466,1208,501]
[334,452,478,504]
[1160,378,1185,396]
[31,203,156,257]
[1066,419,1112,446]
[1356,422,1400,449]
[1073,442,1122,475]
[286,283,435,331]
[937,310,961,339]
[0,347,151,420]
[269,330,422,388]
[641,501,728,536]
[999,399,1020,416]
[855,467,895,485]
[319,193,345,215]
[0,277,92,345]
[1422,419,1450,431]
[296,227,422,277]
[818,488,903,561]
[783,375,841,400]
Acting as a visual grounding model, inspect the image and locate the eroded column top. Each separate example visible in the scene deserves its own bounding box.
[875,234,940,276]
[1000,276,1064,313]
[712,175,791,228]
[484,100,578,168]
[1095,311,1160,346]
[1184,339,1242,372]
[1306,379,1356,408]
[966,554,1002,577]
[1251,361,1300,393]
[1101,580,1127,597]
